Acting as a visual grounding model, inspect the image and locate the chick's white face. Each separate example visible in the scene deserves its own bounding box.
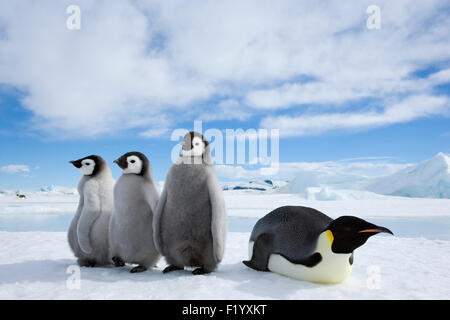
[182,136,205,157]
[79,159,95,176]
[122,155,143,175]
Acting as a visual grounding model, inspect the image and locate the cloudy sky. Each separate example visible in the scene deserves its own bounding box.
[0,0,449,188]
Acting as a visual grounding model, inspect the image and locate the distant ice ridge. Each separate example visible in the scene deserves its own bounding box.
[221,179,288,192]
[38,185,78,195]
[0,185,78,197]
[277,170,366,194]
[282,153,450,199]
[364,152,450,198]
[302,187,390,201]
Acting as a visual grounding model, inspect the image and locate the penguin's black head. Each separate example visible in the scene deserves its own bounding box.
[326,216,393,254]
[114,151,149,176]
[69,155,104,176]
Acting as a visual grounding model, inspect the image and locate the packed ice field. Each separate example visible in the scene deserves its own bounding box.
[0,189,449,300]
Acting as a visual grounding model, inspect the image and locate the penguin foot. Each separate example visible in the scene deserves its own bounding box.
[192,267,211,275]
[78,258,96,267]
[87,260,97,267]
[130,265,147,273]
[112,256,125,267]
[163,265,184,273]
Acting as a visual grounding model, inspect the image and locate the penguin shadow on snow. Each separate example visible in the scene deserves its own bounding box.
[215,261,324,299]
[0,259,74,284]
[73,262,171,283]
[0,259,167,285]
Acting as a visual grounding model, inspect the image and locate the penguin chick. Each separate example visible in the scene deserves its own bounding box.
[243,206,393,284]
[109,151,160,273]
[68,155,114,267]
[153,131,227,275]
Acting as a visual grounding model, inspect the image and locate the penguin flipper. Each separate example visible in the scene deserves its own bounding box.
[242,233,274,271]
[77,185,101,254]
[152,187,167,254]
[276,252,322,268]
[207,171,227,263]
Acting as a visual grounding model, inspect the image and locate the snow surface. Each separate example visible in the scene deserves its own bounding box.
[224,193,450,218]
[0,231,448,299]
[0,191,449,299]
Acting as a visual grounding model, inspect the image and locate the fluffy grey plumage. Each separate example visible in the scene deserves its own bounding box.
[153,132,227,274]
[109,152,160,272]
[68,155,114,267]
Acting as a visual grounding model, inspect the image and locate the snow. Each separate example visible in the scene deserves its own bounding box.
[1,191,450,220]
[0,231,448,299]
[282,153,450,199]
[0,191,449,299]
[221,179,288,192]
[279,171,365,194]
[224,193,450,218]
[365,153,450,198]
[0,193,78,217]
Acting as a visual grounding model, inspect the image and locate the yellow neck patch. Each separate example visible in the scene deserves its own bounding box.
[326,230,334,246]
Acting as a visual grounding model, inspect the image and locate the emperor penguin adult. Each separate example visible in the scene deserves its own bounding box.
[109,151,160,273]
[243,206,393,284]
[153,131,227,275]
[68,155,114,267]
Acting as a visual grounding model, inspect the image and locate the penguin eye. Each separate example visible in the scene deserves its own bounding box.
[85,163,90,166]
[130,160,136,164]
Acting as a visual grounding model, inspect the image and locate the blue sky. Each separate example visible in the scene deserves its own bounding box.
[0,1,449,189]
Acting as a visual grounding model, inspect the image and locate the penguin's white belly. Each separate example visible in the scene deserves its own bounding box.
[267,253,352,284]
[248,241,254,260]
[265,232,352,284]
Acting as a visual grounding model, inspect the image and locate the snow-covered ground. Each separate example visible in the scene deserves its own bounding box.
[1,231,449,299]
[0,192,449,299]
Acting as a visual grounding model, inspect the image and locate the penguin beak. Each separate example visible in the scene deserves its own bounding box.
[69,160,82,169]
[358,225,393,235]
[114,158,127,169]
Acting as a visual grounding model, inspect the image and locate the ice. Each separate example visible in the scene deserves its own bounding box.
[0,155,449,299]
[282,153,450,199]
[221,179,288,192]
[279,171,365,194]
[0,230,448,299]
[365,153,450,198]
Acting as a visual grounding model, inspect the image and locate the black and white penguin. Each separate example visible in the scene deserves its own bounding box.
[243,206,393,283]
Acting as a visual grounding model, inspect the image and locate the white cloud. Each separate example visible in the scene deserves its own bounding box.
[0,165,31,174]
[261,95,450,137]
[246,68,450,110]
[0,1,449,138]
[139,127,170,138]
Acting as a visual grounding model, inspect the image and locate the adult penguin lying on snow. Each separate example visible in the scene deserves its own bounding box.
[243,206,393,284]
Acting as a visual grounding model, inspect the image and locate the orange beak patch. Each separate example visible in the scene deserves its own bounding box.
[358,229,383,233]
